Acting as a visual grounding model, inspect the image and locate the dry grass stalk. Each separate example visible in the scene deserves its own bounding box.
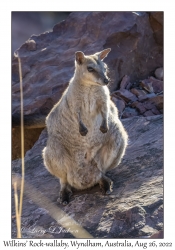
[13,53,25,238]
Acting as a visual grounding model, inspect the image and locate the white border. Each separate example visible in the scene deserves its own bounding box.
[1,0,175,248]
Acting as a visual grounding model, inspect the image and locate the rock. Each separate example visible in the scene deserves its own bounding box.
[125,82,133,90]
[130,88,147,97]
[140,79,154,93]
[111,96,125,116]
[138,93,156,102]
[113,89,137,103]
[131,102,147,114]
[151,108,161,115]
[111,205,147,237]
[149,12,163,26]
[149,12,163,45]
[147,95,163,110]
[143,102,155,110]
[37,214,54,227]
[32,208,49,216]
[26,39,37,51]
[120,75,131,89]
[149,230,163,239]
[142,102,160,115]
[131,98,161,117]
[149,76,163,93]
[12,12,71,54]
[140,76,163,94]
[122,107,139,118]
[154,67,163,81]
[131,100,161,117]
[12,115,163,238]
[12,12,163,116]
[12,127,43,160]
[140,225,158,236]
[143,110,154,117]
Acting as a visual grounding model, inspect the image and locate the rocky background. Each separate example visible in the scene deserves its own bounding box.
[12,12,71,54]
[12,12,163,238]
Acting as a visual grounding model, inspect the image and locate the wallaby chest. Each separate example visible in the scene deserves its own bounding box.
[80,87,103,115]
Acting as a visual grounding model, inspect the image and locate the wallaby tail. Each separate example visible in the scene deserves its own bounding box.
[12,113,46,129]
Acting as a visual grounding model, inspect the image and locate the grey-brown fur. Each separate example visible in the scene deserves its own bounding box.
[42,49,128,205]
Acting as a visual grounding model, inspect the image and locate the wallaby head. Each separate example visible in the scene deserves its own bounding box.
[75,48,111,86]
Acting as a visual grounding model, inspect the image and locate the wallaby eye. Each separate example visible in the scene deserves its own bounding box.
[87,67,94,72]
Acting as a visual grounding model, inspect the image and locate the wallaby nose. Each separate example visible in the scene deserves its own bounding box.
[104,78,109,84]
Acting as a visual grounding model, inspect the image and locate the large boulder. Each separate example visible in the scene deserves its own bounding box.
[12,12,71,54]
[12,115,163,238]
[12,11,163,117]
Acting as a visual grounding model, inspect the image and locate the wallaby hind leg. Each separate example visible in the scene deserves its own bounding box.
[99,175,113,195]
[59,181,72,205]
[60,188,72,205]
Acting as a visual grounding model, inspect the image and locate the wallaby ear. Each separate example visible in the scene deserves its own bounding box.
[75,51,85,65]
[98,48,111,61]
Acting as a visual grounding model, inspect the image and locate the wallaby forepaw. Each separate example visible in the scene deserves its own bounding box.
[100,125,108,133]
[79,127,88,136]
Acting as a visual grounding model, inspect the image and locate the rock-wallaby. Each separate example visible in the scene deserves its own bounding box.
[42,48,128,205]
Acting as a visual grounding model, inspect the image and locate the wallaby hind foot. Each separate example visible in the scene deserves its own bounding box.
[59,186,72,205]
[99,175,113,195]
